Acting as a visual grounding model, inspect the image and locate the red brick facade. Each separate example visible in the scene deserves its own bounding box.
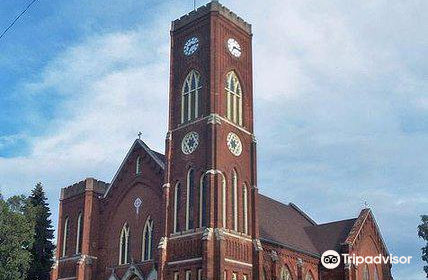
[51,2,393,280]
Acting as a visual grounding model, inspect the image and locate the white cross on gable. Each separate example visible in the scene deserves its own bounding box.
[134,198,142,215]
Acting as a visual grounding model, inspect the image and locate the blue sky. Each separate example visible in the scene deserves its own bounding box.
[0,0,427,278]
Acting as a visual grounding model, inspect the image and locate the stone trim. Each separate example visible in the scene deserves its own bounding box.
[168,257,203,265]
[224,258,253,267]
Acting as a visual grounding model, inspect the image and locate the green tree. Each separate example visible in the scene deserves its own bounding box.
[27,183,55,280]
[419,215,428,278]
[0,194,34,280]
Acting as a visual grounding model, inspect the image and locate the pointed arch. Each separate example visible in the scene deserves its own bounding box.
[173,182,180,233]
[142,216,154,261]
[225,71,243,126]
[136,155,143,175]
[232,169,238,231]
[186,168,195,230]
[62,216,69,257]
[119,223,130,265]
[76,212,83,254]
[181,70,202,123]
[242,184,248,234]
[199,174,209,228]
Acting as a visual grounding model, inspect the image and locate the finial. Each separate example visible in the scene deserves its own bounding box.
[362,199,369,209]
[193,0,196,10]
[138,131,142,140]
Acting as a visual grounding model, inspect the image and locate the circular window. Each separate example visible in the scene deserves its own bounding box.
[181,131,200,154]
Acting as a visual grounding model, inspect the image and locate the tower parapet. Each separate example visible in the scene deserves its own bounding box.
[171,1,252,34]
[60,178,108,200]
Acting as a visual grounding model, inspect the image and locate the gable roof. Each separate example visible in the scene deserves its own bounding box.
[258,194,319,255]
[343,208,390,255]
[104,139,165,198]
[305,218,356,253]
[258,194,358,256]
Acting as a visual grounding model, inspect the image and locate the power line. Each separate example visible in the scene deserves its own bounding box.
[0,0,39,40]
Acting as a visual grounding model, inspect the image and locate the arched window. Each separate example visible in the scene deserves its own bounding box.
[173,182,180,233]
[76,212,83,254]
[181,70,202,123]
[280,266,292,280]
[136,156,143,175]
[232,170,238,231]
[225,71,243,126]
[243,184,248,234]
[199,174,208,228]
[119,223,130,265]
[262,269,267,280]
[142,217,154,261]
[363,264,369,280]
[305,272,313,280]
[186,169,195,230]
[62,216,69,257]
[222,175,227,228]
[374,265,380,280]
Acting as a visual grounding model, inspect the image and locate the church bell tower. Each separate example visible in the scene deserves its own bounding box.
[158,2,263,279]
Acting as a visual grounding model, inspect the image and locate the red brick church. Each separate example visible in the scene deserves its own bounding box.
[51,2,393,280]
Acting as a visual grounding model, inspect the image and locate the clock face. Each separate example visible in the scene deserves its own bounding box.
[181,131,200,154]
[227,38,242,58]
[183,37,199,56]
[227,132,242,156]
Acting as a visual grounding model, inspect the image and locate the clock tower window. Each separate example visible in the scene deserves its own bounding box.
[186,169,195,230]
[173,182,181,233]
[232,169,238,231]
[181,70,202,123]
[225,71,243,126]
[199,174,208,228]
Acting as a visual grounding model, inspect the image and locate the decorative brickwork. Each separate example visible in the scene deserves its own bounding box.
[51,2,392,280]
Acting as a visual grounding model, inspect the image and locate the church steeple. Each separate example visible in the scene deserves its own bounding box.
[160,2,262,279]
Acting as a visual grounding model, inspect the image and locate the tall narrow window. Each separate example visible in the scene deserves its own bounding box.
[362,265,369,280]
[174,272,180,280]
[306,272,314,280]
[181,70,202,123]
[185,270,191,280]
[142,217,154,260]
[136,155,143,175]
[280,266,292,280]
[199,175,208,228]
[232,170,238,231]
[222,177,226,228]
[374,265,380,280]
[198,269,202,280]
[62,217,69,257]
[186,169,195,230]
[225,71,243,126]
[76,212,83,254]
[119,223,130,265]
[243,184,248,234]
[174,182,180,233]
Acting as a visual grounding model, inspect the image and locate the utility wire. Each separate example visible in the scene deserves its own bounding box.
[0,0,39,40]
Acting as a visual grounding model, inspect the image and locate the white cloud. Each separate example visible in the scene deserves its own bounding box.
[0,0,427,279]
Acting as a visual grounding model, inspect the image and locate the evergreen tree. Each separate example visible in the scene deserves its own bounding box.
[418,215,428,278]
[27,183,55,280]
[0,194,34,279]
